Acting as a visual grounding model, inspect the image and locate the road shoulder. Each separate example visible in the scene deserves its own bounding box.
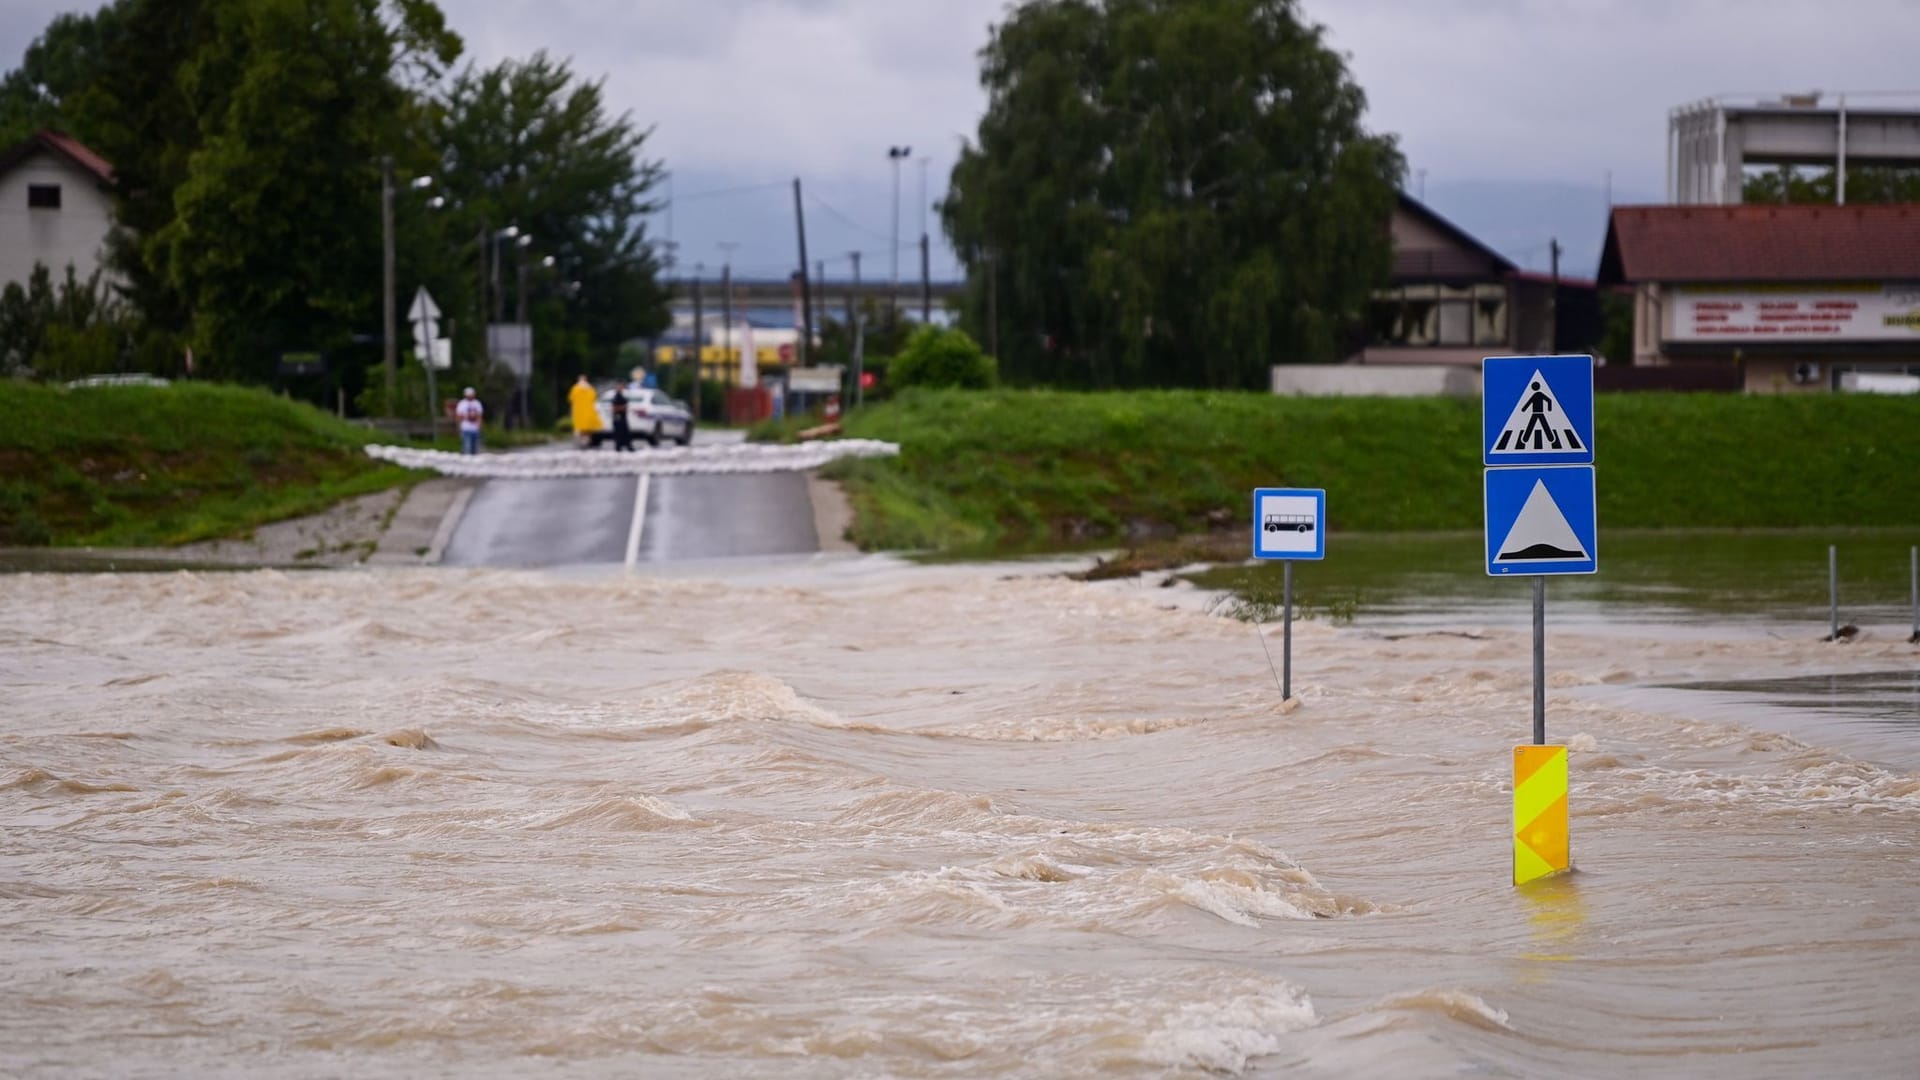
[807,471,857,553]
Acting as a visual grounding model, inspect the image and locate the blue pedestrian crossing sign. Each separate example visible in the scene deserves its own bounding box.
[1253,488,1326,560]
[1484,466,1597,576]
[1484,355,1595,466]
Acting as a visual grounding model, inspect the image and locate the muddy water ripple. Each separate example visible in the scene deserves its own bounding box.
[2,563,1918,1077]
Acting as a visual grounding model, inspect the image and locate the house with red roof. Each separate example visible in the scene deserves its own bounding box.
[0,129,116,291]
[1598,203,1920,393]
[1345,193,1600,368]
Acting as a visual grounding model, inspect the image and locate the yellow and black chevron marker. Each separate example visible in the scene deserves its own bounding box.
[1513,745,1569,886]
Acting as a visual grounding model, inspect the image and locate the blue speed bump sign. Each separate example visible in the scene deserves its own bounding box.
[1253,488,1326,560]
[1485,466,1597,576]
[1484,355,1594,466]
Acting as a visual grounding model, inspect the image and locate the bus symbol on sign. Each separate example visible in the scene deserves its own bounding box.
[1252,488,1326,560]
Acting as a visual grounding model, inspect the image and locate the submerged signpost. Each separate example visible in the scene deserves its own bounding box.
[1483,355,1597,886]
[1251,487,1327,701]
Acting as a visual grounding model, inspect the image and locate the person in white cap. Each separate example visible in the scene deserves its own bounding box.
[454,387,484,455]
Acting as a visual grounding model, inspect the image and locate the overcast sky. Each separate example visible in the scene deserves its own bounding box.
[5,0,1918,278]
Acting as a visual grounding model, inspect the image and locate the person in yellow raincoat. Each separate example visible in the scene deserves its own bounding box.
[568,375,603,448]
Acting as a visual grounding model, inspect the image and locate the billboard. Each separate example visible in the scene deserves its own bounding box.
[487,323,533,381]
[1671,283,1920,343]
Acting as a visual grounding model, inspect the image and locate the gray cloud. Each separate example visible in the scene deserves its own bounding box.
[5,0,1917,276]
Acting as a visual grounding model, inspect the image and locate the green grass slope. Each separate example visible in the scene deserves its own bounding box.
[831,389,1920,551]
[0,381,415,547]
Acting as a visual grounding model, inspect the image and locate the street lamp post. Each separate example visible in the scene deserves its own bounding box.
[381,164,439,416]
[491,225,519,322]
[515,233,533,324]
[718,242,737,391]
[381,158,395,411]
[888,145,911,327]
[918,156,932,323]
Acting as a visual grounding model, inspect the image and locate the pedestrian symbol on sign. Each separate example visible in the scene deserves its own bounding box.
[1493,371,1584,454]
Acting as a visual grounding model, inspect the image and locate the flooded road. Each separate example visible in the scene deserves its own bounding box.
[4,560,1919,1077]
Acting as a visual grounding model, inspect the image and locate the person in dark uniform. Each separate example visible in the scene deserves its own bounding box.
[610,382,634,452]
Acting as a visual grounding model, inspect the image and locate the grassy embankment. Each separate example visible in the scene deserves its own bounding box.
[0,381,419,547]
[817,389,1920,553]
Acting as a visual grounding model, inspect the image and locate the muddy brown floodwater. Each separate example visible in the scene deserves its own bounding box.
[3,560,1918,1078]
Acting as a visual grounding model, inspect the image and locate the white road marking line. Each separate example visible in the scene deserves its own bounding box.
[624,473,650,569]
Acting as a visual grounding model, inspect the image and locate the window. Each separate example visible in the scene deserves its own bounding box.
[27,184,61,210]
[1370,283,1507,348]
[1473,284,1508,346]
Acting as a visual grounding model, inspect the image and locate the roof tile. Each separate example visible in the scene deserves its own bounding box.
[1602,204,1920,283]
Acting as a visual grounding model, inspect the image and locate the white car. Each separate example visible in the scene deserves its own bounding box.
[592,386,695,447]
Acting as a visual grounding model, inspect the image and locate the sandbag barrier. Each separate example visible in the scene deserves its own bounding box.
[364,440,900,479]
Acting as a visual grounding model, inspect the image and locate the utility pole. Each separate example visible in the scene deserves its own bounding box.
[986,249,999,361]
[919,157,932,323]
[691,264,704,422]
[1548,237,1562,352]
[848,250,861,328]
[492,229,506,322]
[888,146,910,327]
[792,177,813,367]
[814,258,826,354]
[477,219,489,335]
[380,156,396,412]
[719,244,735,390]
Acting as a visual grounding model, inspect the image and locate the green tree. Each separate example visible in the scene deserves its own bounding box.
[0,263,138,378]
[1,0,461,385]
[890,325,996,390]
[155,0,459,380]
[1743,164,1920,204]
[433,52,668,416]
[0,7,126,146]
[943,0,1403,390]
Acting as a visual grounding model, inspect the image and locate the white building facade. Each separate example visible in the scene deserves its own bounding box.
[0,130,116,290]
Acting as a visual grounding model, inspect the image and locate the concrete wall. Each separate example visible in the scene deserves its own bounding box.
[0,149,113,288]
[1272,364,1481,397]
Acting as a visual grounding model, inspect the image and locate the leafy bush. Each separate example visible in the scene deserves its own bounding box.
[889,326,996,390]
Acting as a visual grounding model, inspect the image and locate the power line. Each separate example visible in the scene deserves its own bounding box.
[807,192,892,242]
[667,180,790,204]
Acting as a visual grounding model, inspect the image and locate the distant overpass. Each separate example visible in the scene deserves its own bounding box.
[666,276,966,308]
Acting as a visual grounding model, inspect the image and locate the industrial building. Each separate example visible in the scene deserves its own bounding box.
[1598,203,1920,393]
[1669,93,1920,205]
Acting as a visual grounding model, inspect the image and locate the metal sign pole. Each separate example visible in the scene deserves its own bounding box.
[1910,546,1917,642]
[1282,561,1294,700]
[1829,545,1839,640]
[1532,576,1546,745]
[419,310,439,443]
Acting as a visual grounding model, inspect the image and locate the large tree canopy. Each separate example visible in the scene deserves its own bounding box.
[1,2,668,414]
[156,0,462,378]
[0,0,461,381]
[0,7,125,147]
[434,52,669,395]
[943,0,1403,389]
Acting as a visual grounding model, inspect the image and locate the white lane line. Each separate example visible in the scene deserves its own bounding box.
[624,473,651,569]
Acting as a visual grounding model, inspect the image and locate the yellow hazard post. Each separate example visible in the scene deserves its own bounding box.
[1513,745,1568,886]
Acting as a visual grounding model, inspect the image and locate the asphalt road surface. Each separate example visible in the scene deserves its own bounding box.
[439,437,822,568]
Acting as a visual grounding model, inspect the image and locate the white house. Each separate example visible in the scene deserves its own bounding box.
[0,129,115,290]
